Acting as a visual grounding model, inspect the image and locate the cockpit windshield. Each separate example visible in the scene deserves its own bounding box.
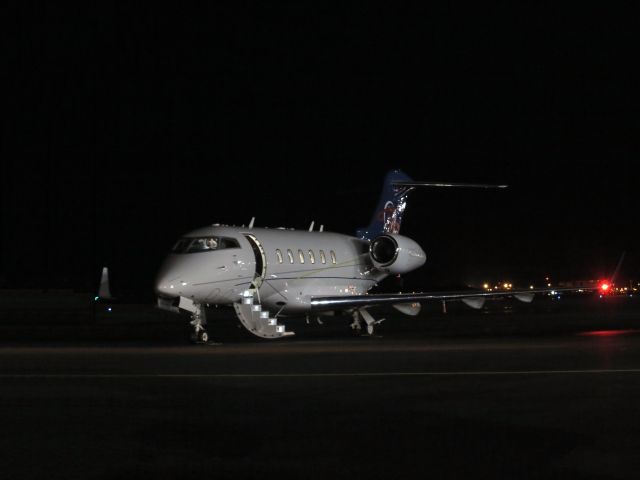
[171,236,240,254]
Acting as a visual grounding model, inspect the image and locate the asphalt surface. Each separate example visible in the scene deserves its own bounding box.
[1,295,640,479]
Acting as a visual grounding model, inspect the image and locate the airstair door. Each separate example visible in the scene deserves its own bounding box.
[243,234,267,288]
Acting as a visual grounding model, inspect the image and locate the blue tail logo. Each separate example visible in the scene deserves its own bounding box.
[356,169,414,240]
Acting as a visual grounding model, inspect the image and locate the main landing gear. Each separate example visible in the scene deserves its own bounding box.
[350,308,385,336]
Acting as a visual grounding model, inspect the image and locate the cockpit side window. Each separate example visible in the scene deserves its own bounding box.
[172,236,241,254]
[186,237,218,253]
[218,237,240,249]
[171,238,192,253]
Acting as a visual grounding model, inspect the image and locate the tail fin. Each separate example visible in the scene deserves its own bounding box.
[356,169,508,240]
[356,169,414,239]
[97,266,113,300]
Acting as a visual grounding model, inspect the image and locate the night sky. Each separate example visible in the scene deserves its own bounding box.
[4,4,638,296]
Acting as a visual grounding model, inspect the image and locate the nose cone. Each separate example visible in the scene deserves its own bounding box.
[155,256,182,297]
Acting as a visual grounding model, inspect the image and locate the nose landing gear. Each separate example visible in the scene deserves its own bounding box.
[188,302,209,344]
[190,329,209,344]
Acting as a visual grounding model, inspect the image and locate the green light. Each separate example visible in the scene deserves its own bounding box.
[94,296,99,301]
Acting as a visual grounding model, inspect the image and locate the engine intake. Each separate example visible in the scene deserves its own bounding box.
[369,234,426,275]
[371,235,399,266]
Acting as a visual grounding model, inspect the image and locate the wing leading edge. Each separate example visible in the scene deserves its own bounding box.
[392,181,508,189]
[309,287,592,311]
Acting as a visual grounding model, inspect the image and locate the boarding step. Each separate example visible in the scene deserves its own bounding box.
[233,289,294,339]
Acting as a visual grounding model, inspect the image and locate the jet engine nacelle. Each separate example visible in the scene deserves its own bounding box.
[369,234,426,275]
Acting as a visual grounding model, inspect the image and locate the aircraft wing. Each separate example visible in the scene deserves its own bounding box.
[309,287,593,311]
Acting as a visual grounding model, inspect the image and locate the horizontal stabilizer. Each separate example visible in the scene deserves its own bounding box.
[357,170,508,240]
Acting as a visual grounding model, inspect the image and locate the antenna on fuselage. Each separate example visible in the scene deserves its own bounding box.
[319,225,324,232]
[308,221,315,232]
[248,217,255,229]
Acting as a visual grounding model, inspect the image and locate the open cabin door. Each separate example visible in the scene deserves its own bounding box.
[243,234,267,288]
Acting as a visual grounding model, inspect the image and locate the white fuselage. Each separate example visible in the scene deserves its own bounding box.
[156,226,390,314]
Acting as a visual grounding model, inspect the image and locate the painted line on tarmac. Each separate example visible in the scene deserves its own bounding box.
[3,369,640,378]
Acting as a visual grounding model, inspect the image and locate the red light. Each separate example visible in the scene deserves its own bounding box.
[579,329,639,337]
[600,282,610,293]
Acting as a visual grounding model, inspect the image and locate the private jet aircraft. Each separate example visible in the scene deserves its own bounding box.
[155,170,578,343]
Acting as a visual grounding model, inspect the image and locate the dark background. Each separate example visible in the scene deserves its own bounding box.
[3,4,638,296]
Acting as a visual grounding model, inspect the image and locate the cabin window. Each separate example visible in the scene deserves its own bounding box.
[276,249,283,263]
[298,249,305,264]
[319,250,326,264]
[287,249,294,264]
[308,250,315,264]
[330,250,337,264]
